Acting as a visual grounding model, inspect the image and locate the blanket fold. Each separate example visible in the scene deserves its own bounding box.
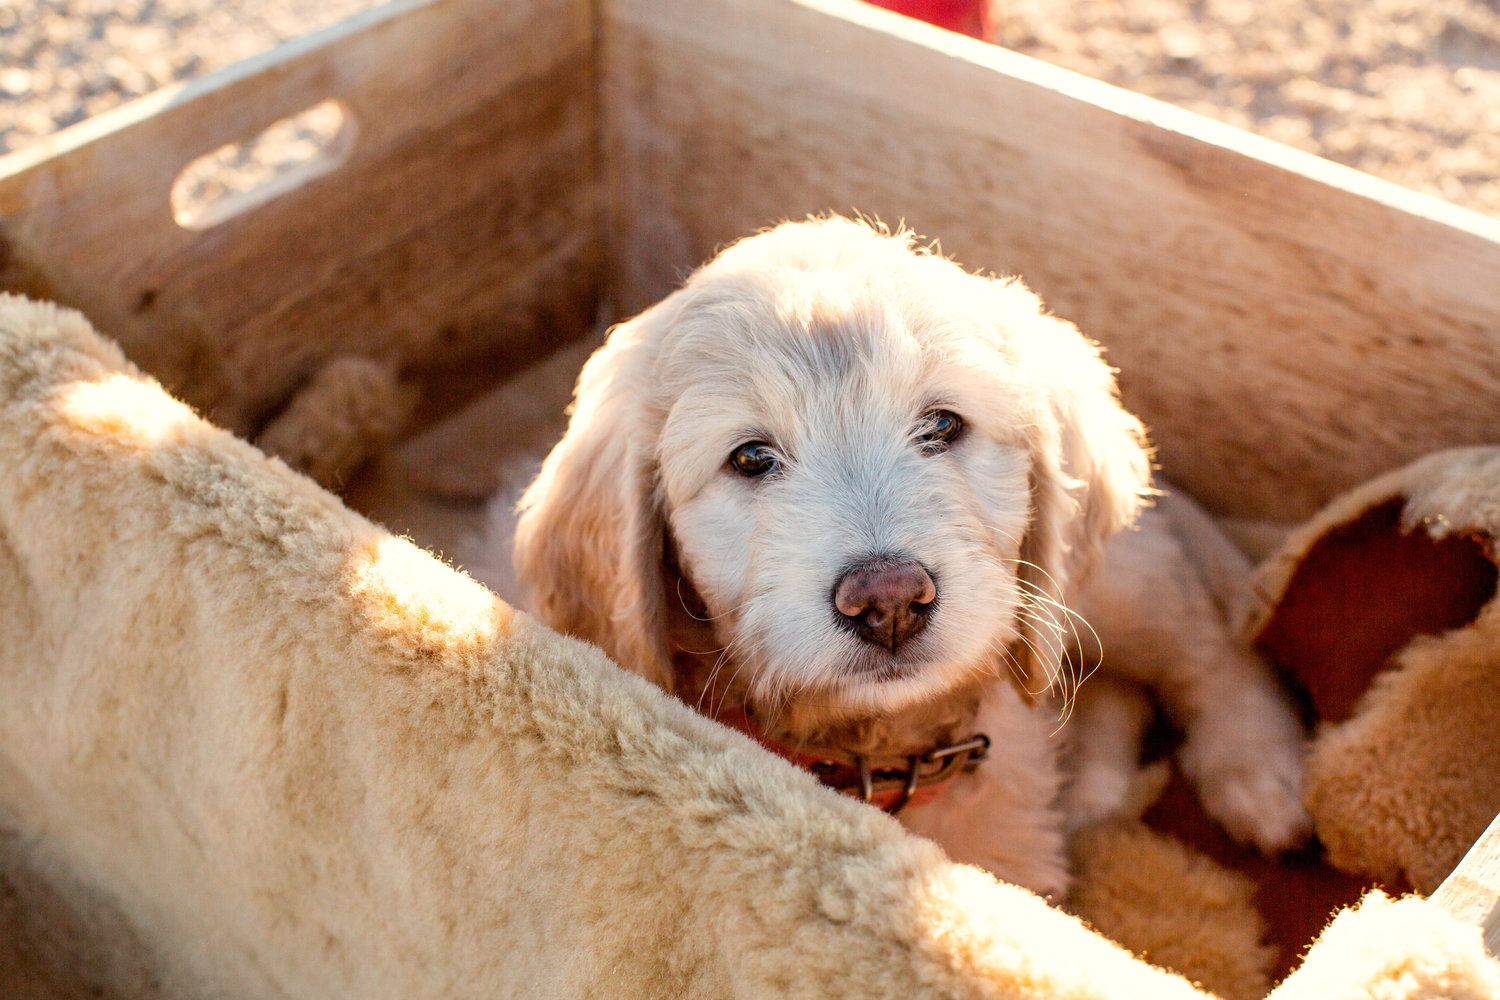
[0,294,1493,1000]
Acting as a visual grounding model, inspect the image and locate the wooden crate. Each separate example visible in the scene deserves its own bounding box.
[0,0,600,437]
[4,0,1500,983]
[7,0,1500,524]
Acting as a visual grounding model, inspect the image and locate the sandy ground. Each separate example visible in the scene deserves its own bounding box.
[0,0,372,151]
[993,0,1500,218]
[3,0,1499,218]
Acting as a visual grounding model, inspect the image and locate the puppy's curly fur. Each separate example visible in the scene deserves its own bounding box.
[514,217,1307,895]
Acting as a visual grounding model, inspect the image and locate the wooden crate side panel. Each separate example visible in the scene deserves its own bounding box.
[602,0,1500,523]
[0,0,599,434]
[1433,810,1500,956]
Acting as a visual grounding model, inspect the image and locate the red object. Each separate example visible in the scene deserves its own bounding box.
[865,0,989,39]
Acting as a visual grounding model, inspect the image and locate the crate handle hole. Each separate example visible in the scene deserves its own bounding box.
[171,99,356,231]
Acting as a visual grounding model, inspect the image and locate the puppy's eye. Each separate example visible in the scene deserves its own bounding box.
[917,409,964,453]
[730,441,779,478]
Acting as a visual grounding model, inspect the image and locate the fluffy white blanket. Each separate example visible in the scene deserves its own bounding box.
[0,294,1491,999]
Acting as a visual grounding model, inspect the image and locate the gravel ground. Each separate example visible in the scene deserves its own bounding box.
[0,0,374,153]
[993,0,1500,218]
[3,0,1498,218]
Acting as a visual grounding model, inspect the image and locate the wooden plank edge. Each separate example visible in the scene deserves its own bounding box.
[815,0,1500,243]
[1430,811,1500,956]
[620,0,1500,249]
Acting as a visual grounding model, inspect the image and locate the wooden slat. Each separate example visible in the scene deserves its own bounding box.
[602,0,1500,523]
[0,0,599,433]
[1431,811,1500,956]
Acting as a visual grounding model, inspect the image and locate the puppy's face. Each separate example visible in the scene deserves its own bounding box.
[653,260,1045,717]
[514,218,1149,720]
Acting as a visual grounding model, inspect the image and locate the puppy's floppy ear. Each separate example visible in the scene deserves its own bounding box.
[513,299,680,691]
[1007,293,1153,693]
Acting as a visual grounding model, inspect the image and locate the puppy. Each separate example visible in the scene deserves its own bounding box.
[512,216,1308,896]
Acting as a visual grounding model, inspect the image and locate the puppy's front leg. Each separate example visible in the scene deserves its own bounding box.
[898,683,1072,898]
[1058,672,1168,831]
[1075,494,1312,854]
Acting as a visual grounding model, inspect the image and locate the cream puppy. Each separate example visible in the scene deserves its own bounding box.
[512,216,1307,896]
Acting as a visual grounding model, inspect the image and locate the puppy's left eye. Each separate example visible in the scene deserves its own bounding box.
[730,441,780,478]
[917,409,964,453]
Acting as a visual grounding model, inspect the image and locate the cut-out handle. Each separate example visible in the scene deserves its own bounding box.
[171,99,355,231]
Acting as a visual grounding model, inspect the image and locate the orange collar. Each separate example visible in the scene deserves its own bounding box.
[715,709,990,814]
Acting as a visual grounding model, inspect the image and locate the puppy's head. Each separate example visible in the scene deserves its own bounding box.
[514,218,1150,717]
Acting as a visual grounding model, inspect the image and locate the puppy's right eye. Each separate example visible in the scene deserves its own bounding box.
[730,441,779,478]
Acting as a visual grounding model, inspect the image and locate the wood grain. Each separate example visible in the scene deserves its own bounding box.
[602,0,1500,522]
[0,0,600,434]
[1431,810,1500,956]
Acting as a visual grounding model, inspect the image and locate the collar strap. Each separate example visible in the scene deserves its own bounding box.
[716,709,990,814]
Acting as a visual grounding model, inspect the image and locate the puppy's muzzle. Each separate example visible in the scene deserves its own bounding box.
[833,559,936,653]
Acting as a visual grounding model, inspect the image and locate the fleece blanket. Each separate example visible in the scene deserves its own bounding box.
[1247,446,1500,896]
[0,293,1493,1000]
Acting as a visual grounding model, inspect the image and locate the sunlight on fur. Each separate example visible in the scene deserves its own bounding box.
[54,373,197,446]
[345,534,513,650]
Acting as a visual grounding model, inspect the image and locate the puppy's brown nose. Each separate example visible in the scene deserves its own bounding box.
[833,560,937,653]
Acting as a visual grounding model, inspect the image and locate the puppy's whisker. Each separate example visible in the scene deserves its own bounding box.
[991,638,1078,736]
[695,644,737,714]
[992,639,1056,709]
[1013,573,1105,686]
[1013,607,1068,639]
[696,631,757,719]
[718,642,763,719]
[995,590,1098,729]
[1016,608,1087,696]
[987,525,1026,553]
[680,641,733,658]
[1009,560,1068,607]
[675,577,741,623]
[750,677,796,737]
[1011,614,1064,663]
[1020,587,1104,695]
[1008,555,1068,601]
[1019,608,1071,648]
[990,642,1028,688]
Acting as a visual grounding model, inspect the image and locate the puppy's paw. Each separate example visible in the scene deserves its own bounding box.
[1063,758,1170,832]
[1062,764,1134,833]
[1182,733,1312,854]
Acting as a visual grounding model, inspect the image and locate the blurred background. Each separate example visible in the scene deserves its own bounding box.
[3,0,1499,217]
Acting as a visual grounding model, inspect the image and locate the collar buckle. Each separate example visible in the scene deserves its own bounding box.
[855,732,992,814]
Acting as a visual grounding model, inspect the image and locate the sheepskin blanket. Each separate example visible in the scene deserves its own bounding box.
[0,293,1494,1000]
[1248,447,1500,896]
